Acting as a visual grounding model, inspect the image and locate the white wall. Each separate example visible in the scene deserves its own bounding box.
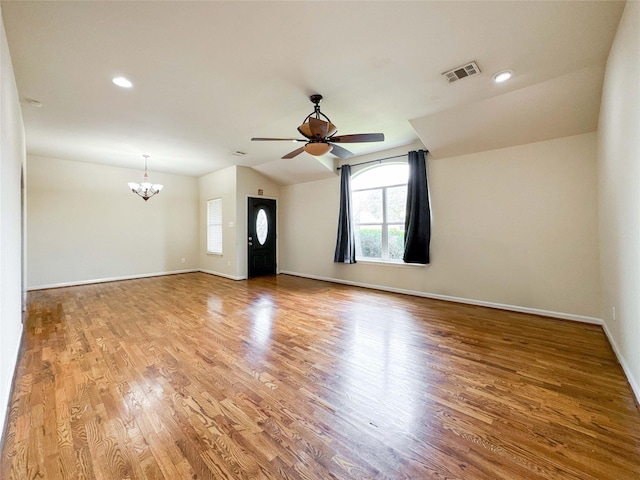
[27,155,199,288]
[0,6,26,439]
[280,134,602,320]
[597,1,640,400]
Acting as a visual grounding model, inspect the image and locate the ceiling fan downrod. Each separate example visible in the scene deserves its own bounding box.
[305,94,333,125]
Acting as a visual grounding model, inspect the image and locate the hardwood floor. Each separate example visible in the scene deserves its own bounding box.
[2,272,640,479]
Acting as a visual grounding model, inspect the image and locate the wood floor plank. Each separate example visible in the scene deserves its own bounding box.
[2,272,640,479]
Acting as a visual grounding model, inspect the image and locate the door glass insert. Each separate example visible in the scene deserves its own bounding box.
[256,208,268,245]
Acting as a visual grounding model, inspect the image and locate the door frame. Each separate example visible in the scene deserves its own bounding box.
[245,195,279,278]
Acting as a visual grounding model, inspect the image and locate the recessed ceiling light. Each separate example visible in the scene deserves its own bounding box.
[112,76,133,88]
[493,70,513,83]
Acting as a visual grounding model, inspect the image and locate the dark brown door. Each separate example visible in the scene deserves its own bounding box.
[248,197,276,277]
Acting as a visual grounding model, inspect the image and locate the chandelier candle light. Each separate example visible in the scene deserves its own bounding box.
[128,154,164,201]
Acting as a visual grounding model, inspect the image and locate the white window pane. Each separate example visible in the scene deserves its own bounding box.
[207,198,222,254]
[355,225,382,259]
[208,198,222,224]
[388,225,405,260]
[387,186,407,223]
[208,225,222,253]
[352,163,408,190]
[353,189,383,223]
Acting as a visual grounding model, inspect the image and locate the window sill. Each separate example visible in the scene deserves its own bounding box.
[356,259,427,268]
[206,252,223,257]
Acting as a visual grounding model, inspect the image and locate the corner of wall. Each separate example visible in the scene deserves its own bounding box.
[0,6,27,440]
[596,0,640,406]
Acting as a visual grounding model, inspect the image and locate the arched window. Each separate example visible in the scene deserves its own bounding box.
[351,163,408,261]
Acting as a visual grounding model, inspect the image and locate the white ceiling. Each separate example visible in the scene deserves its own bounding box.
[1,1,624,185]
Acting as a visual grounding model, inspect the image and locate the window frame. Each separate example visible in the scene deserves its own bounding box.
[351,163,408,263]
[206,198,223,255]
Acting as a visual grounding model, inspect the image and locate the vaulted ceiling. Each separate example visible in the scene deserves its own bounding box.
[1,1,624,185]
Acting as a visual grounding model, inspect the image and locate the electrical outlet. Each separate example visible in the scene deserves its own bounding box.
[181,258,186,264]
[227,260,231,267]
[612,306,616,320]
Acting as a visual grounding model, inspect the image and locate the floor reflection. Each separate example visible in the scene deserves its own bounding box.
[206,295,222,315]
[248,295,274,349]
[336,298,425,442]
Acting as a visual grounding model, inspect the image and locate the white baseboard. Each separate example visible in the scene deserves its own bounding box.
[199,269,247,281]
[278,270,604,325]
[26,269,199,291]
[601,321,640,406]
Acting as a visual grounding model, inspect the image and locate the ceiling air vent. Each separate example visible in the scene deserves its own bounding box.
[442,61,481,83]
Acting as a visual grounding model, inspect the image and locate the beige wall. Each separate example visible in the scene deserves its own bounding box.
[0,6,26,439]
[280,134,602,320]
[598,1,640,399]
[199,165,238,279]
[26,159,282,286]
[27,155,199,288]
[198,165,280,279]
[236,166,280,279]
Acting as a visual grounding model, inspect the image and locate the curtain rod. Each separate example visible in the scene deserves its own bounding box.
[336,150,428,170]
[336,153,406,170]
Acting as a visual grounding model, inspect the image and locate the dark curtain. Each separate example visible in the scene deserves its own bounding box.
[334,165,357,264]
[403,150,431,264]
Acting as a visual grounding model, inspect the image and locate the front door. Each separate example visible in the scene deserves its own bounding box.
[248,197,277,278]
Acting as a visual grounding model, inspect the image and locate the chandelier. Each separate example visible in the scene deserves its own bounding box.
[128,154,164,201]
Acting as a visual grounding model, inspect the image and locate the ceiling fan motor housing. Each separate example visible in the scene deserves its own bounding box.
[298,117,337,140]
[251,93,384,159]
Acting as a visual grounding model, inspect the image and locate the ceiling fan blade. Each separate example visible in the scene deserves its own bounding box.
[330,133,385,143]
[251,137,305,142]
[282,147,305,159]
[328,143,353,159]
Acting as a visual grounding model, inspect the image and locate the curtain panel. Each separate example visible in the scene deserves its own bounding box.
[403,150,431,264]
[333,164,357,264]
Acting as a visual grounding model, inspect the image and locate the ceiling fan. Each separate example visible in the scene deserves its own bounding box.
[251,94,385,159]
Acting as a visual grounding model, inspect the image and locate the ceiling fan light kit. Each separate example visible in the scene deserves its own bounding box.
[304,142,333,156]
[251,94,384,160]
